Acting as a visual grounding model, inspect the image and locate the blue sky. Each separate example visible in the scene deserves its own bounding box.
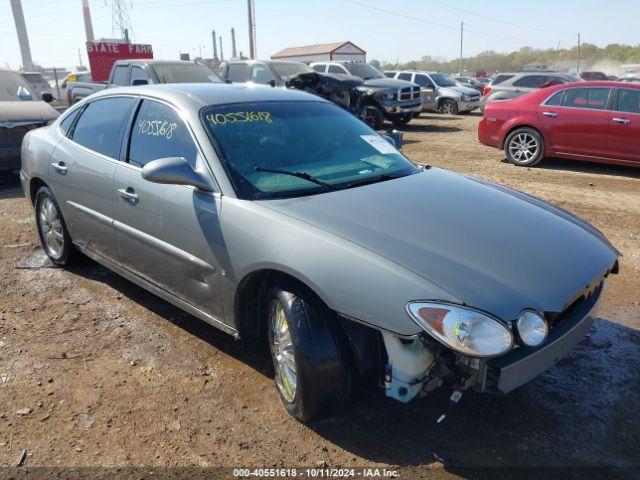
[1,0,638,70]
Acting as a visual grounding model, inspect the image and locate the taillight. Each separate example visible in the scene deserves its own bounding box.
[482,86,491,97]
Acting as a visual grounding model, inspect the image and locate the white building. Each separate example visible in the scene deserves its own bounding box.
[271,41,366,63]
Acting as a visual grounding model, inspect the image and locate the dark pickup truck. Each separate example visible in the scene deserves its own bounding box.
[66,59,223,104]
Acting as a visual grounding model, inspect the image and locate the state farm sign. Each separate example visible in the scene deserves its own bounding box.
[86,42,154,82]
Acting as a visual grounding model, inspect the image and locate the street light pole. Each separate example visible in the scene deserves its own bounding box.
[247,0,256,60]
[577,33,581,74]
[459,21,464,75]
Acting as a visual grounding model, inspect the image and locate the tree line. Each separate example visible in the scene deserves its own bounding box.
[374,43,640,74]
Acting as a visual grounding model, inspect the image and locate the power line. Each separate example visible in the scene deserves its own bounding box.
[346,0,553,44]
[422,0,574,36]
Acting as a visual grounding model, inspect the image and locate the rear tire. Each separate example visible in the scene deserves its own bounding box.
[266,283,351,422]
[504,128,544,167]
[35,186,76,265]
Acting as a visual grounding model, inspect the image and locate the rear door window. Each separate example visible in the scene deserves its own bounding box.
[111,65,130,86]
[250,64,275,84]
[328,65,346,74]
[616,89,640,114]
[71,97,136,158]
[312,64,325,73]
[128,99,198,168]
[513,75,547,88]
[130,66,150,85]
[227,64,249,83]
[415,74,434,88]
[398,72,413,82]
[562,88,611,110]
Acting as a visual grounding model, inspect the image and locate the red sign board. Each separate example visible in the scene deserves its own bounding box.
[86,42,153,82]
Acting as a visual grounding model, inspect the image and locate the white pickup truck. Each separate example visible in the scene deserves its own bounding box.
[66,59,222,104]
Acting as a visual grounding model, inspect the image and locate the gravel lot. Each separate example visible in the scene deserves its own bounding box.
[0,113,638,479]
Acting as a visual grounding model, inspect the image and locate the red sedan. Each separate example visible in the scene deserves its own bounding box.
[478,82,640,168]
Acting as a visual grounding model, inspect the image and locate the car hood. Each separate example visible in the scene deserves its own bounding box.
[258,168,619,321]
[0,101,59,123]
[363,77,416,89]
[439,85,477,96]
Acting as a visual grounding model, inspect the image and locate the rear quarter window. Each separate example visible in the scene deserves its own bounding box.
[227,64,249,83]
[491,74,515,86]
[513,75,547,88]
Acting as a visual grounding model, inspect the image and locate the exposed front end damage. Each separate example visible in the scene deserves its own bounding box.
[285,72,364,116]
[381,275,609,404]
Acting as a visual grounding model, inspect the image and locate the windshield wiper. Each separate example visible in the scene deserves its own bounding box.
[344,171,411,189]
[254,166,337,191]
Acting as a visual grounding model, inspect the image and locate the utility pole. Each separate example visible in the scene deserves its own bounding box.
[577,33,581,74]
[459,21,464,75]
[10,0,33,70]
[219,36,224,61]
[247,0,256,59]
[212,30,218,61]
[82,0,95,42]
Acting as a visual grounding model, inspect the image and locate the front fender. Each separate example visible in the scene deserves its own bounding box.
[220,197,460,337]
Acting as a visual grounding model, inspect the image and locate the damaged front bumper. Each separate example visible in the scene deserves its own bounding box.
[477,281,601,394]
[382,280,604,403]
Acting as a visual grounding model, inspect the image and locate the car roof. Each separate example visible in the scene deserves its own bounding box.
[559,81,640,89]
[115,59,198,67]
[228,59,303,65]
[87,82,328,108]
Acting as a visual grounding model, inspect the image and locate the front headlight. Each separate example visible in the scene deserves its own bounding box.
[381,92,394,100]
[516,310,548,347]
[462,94,471,101]
[406,302,513,357]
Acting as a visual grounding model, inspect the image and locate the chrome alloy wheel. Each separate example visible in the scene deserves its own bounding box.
[508,132,539,164]
[38,196,64,257]
[268,300,297,403]
[441,102,455,114]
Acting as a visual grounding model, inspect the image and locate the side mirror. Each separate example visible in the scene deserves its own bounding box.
[382,130,403,150]
[42,92,54,103]
[141,157,215,192]
[268,79,276,88]
[132,79,149,86]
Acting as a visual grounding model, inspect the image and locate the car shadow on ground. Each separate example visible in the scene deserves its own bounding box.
[66,255,274,378]
[306,317,640,473]
[400,124,462,134]
[501,157,640,179]
[61,256,640,473]
[0,174,24,200]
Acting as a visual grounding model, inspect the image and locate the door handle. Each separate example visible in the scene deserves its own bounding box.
[542,111,558,118]
[117,187,139,204]
[51,161,67,174]
[612,117,631,125]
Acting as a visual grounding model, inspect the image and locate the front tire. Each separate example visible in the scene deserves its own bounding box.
[504,128,544,167]
[391,114,412,126]
[439,99,458,115]
[362,105,385,130]
[35,186,75,265]
[266,283,351,422]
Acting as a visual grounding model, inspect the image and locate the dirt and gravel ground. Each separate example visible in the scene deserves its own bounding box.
[0,113,638,480]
